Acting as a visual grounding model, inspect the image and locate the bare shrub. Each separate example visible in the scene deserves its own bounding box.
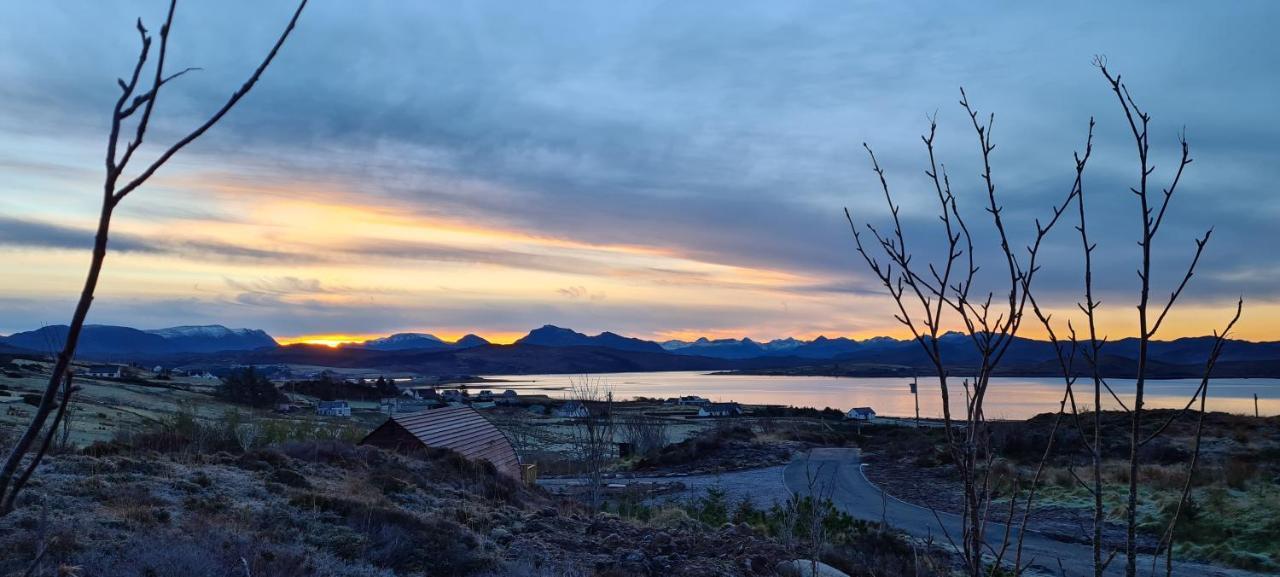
[618,414,670,457]
[567,376,614,512]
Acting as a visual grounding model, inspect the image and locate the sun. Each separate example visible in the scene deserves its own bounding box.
[276,334,374,348]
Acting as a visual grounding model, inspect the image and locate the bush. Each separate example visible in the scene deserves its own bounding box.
[1224,457,1258,490]
[288,491,495,574]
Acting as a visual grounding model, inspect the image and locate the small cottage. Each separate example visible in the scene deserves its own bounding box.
[83,365,124,379]
[316,400,351,417]
[846,407,876,421]
[361,406,520,478]
[698,402,743,418]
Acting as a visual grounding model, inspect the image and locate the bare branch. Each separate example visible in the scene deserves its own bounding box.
[115,0,309,202]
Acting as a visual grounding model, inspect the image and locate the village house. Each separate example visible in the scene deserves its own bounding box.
[698,402,743,418]
[677,395,711,406]
[316,400,351,417]
[83,365,124,379]
[361,405,521,478]
[846,406,877,421]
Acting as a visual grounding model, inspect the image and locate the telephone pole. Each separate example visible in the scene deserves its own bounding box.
[910,374,920,428]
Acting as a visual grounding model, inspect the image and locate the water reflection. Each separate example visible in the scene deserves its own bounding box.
[482,371,1280,420]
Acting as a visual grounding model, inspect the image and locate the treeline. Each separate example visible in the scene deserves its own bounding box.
[215,368,400,407]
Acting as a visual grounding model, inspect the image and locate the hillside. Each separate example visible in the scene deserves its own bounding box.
[0,436,933,577]
[169,343,813,375]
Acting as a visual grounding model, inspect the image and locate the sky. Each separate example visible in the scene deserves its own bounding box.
[1,1,1277,345]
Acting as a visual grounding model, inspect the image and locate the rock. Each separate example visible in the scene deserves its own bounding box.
[602,532,623,548]
[538,506,558,517]
[489,527,513,544]
[775,560,851,577]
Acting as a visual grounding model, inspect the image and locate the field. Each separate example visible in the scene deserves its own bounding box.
[0,360,384,449]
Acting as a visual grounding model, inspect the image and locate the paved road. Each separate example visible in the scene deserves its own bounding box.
[785,448,1260,577]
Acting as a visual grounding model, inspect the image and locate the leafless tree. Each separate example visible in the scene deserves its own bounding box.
[802,461,837,575]
[0,0,307,516]
[856,62,1244,577]
[618,413,671,456]
[1024,59,1243,577]
[847,91,1081,576]
[568,376,615,512]
[234,420,261,453]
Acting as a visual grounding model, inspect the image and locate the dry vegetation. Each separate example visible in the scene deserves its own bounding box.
[0,412,945,577]
[858,413,1280,572]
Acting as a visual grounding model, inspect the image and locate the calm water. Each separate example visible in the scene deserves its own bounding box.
[481,371,1280,420]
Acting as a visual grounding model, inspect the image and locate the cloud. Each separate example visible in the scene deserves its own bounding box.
[0,216,310,263]
[557,286,605,301]
[1,1,1277,339]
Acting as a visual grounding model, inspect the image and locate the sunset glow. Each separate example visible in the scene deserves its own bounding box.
[1,1,1276,345]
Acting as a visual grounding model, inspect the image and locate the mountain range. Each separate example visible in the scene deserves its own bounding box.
[0,325,276,357]
[3,323,1280,378]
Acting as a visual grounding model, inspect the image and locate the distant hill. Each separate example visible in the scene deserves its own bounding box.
[168,342,807,375]
[357,333,448,351]
[356,332,490,352]
[516,325,666,354]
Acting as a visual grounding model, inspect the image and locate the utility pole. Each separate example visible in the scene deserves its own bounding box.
[909,374,920,428]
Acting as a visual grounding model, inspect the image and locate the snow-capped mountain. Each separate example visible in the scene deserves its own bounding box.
[359,333,447,351]
[357,332,490,351]
[143,325,277,353]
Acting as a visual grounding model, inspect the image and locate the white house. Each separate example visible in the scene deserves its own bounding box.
[316,400,351,417]
[698,402,743,418]
[83,365,124,379]
[846,407,876,421]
